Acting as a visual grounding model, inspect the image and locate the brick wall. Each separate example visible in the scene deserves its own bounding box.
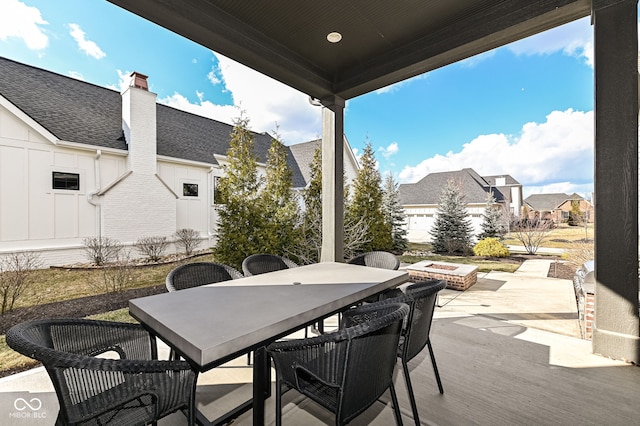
[407,261,478,291]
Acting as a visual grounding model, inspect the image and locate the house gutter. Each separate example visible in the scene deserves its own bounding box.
[208,166,216,239]
[87,150,102,238]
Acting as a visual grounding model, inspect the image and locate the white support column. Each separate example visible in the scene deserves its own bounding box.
[320,97,345,262]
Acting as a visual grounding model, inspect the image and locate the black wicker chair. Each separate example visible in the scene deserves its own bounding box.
[6,318,197,426]
[267,302,409,426]
[166,261,245,362]
[378,279,447,425]
[165,261,243,292]
[241,253,298,276]
[347,251,400,305]
[347,251,400,270]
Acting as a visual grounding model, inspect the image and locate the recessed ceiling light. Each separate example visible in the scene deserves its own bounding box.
[327,32,342,43]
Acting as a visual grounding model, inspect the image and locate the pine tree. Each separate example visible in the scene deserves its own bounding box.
[346,142,392,252]
[567,199,584,226]
[298,148,323,264]
[382,173,408,254]
[296,147,370,263]
[260,132,301,257]
[214,111,265,269]
[478,193,506,240]
[430,178,473,254]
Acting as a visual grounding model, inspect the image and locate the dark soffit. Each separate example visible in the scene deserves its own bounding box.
[107,0,591,100]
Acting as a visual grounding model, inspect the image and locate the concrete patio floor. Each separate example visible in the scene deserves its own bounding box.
[2,260,639,425]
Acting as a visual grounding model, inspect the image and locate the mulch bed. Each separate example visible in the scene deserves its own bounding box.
[0,285,166,336]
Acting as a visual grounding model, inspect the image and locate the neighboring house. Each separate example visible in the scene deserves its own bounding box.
[0,57,357,266]
[524,193,594,224]
[398,168,523,243]
[288,138,359,193]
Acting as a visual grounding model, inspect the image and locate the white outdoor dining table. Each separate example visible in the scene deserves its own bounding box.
[129,261,408,426]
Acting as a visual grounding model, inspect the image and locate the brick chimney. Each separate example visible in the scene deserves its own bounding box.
[121,72,156,174]
[131,71,148,90]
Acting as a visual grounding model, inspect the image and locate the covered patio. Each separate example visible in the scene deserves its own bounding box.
[105,0,640,364]
[3,262,639,424]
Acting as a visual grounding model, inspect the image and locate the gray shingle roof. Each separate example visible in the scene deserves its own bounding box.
[289,139,321,187]
[524,193,584,210]
[0,56,276,164]
[399,168,502,205]
[483,175,520,186]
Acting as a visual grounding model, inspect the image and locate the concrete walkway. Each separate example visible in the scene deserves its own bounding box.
[437,259,581,338]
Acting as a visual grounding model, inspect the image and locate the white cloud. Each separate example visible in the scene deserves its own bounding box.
[507,17,593,67]
[157,53,322,144]
[379,142,399,159]
[67,71,84,81]
[68,23,105,60]
[398,109,594,194]
[0,0,48,50]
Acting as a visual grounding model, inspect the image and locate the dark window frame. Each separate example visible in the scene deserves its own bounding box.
[52,171,80,190]
[183,183,199,197]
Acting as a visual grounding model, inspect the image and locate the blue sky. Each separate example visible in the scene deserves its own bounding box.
[0,0,619,198]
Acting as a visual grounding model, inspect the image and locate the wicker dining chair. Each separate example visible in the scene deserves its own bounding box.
[241,253,317,335]
[377,279,448,426]
[165,261,243,292]
[241,253,298,276]
[347,251,400,271]
[347,251,401,305]
[166,261,245,362]
[267,301,409,426]
[6,318,197,426]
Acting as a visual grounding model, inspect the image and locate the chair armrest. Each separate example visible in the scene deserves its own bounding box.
[267,330,350,386]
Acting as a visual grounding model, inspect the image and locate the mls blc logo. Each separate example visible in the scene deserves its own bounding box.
[10,397,46,419]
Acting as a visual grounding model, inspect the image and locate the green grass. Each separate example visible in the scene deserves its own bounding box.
[1,228,588,376]
[1,309,140,375]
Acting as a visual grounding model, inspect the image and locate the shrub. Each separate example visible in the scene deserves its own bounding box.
[0,251,42,314]
[95,249,133,293]
[473,238,510,258]
[174,228,201,256]
[135,236,169,262]
[82,237,123,266]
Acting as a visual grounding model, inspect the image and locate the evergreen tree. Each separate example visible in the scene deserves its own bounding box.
[430,178,473,254]
[346,142,392,252]
[567,199,584,226]
[298,148,323,264]
[478,193,506,240]
[260,132,301,257]
[296,147,370,263]
[214,111,264,269]
[382,173,408,254]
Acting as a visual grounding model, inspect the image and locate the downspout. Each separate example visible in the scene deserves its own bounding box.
[207,166,215,239]
[87,150,102,238]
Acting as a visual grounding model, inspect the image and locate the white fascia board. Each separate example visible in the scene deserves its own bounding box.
[56,140,127,155]
[343,134,360,170]
[157,154,217,168]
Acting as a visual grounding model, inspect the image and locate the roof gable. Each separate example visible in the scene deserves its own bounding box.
[0,56,280,165]
[524,193,584,210]
[399,168,498,206]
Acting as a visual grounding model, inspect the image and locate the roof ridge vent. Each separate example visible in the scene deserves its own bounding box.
[130,72,148,90]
